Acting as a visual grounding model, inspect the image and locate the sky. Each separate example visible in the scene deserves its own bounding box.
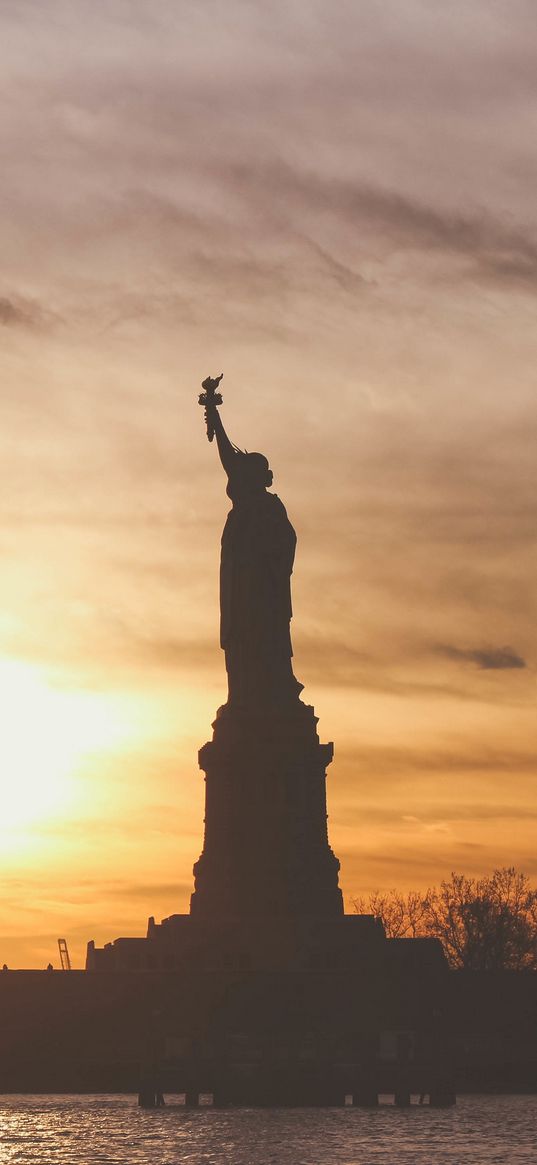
[1,0,536,967]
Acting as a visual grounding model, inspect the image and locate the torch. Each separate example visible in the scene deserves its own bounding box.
[198,374,223,442]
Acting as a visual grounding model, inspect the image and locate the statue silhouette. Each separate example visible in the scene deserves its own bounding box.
[201,376,303,710]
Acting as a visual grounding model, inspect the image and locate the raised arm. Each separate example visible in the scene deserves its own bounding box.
[207,403,239,477]
[199,375,239,479]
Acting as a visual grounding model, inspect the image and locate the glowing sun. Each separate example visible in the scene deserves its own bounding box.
[0,659,130,832]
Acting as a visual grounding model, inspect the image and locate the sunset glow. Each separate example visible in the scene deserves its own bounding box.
[0,660,142,834]
[1,1,536,968]
[0,662,79,832]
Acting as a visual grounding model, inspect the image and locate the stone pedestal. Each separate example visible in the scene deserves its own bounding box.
[190,702,343,920]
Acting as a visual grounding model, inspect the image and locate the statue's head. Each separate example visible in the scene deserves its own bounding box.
[227,451,273,499]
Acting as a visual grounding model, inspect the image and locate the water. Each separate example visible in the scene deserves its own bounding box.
[0,1095,535,1164]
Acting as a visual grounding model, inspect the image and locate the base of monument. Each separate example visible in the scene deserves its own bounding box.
[87,911,392,973]
[190,700,344,919]
[87,913,453,1107]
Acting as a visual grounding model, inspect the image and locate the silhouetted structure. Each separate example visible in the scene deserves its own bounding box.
[2,965,536,1097]
[0,385,534,1099]
[80,377,457,1105]
[191,378,342,916]
[0,377,467,1105]
[206,375,303,711]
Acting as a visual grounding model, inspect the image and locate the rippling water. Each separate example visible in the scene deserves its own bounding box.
[1,1094,536,1165]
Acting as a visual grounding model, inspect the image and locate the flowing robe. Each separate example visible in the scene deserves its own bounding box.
[220,491,301,707]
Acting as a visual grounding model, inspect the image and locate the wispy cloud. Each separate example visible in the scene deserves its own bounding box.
[0,294,49,328]
[438,644,527,670]
[334,742,537,780]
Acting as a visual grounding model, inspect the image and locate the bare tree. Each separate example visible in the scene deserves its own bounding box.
[353,868,537,970]
[353,889,430,939]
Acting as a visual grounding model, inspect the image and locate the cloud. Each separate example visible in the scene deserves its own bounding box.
[219,161,537,293]
[3,876,190,905]
[343,803,537,827]
[333,743,537,781]
[81,169,537,310]
[0,295,46,328]
[102,879,191,902]
[294,625,531,703]
[438,644,527,670]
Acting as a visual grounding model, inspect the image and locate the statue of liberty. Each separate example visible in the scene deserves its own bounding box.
[199,374,303,710]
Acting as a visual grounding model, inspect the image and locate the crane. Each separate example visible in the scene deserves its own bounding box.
[57,938,72,971]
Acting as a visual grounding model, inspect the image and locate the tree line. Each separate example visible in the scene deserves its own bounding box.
[353,868,537,971]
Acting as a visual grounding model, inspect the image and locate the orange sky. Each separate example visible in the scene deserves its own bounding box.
[1,2,536,968]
